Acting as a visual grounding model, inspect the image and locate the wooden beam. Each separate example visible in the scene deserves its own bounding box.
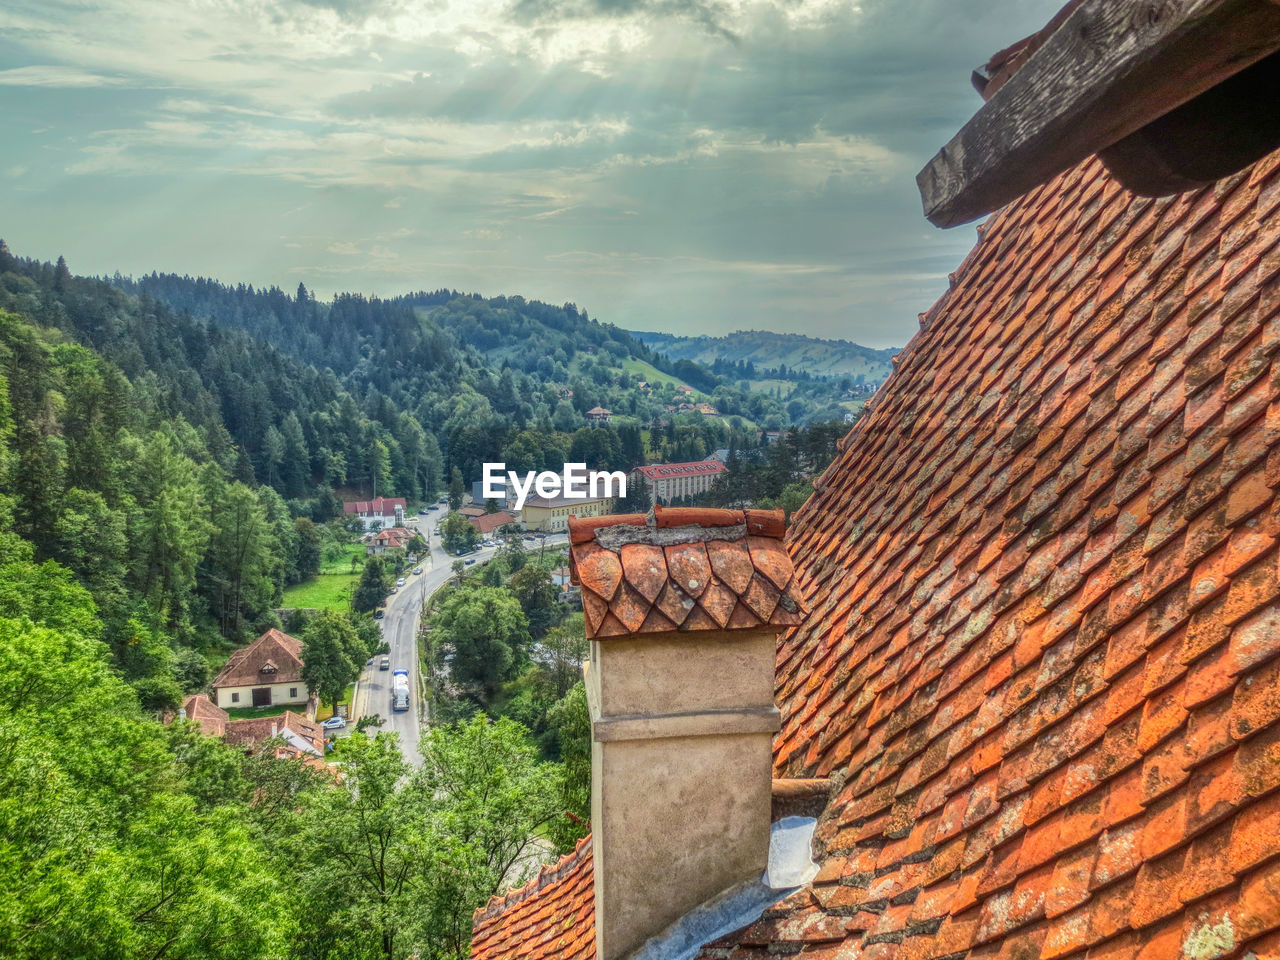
[917,0,1280,228]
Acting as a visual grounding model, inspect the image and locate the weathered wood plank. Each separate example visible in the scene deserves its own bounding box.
[917,0,1280,227]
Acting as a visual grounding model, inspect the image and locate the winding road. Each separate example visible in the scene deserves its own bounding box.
[350,505,566,767]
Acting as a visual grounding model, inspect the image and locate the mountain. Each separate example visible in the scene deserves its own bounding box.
[632,329,898,384]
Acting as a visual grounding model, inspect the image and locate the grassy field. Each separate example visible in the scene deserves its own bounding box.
[316,684,355,722]
[320,542,365,574]
[282,571,359,611]
[619,357,695,392]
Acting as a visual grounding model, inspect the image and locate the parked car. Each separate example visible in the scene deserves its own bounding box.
[419,508,428,514]
[374,608,384,619]
[412,566,423,575]
[464,558,476,565]
[428,505,439,511]
[395,577,406,587]
[389,586,398,594]
[321,716,347,730]
[379,655,390,670]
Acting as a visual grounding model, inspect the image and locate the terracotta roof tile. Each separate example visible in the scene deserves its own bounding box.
[211,628,305,688]
[568,506,803,639]
[471,835,594,960]
[701,151,1280,960]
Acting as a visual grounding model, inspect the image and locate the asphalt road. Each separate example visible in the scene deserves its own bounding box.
[351,505,566,767]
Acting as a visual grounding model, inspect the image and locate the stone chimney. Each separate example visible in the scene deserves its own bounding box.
[569,505,803,960]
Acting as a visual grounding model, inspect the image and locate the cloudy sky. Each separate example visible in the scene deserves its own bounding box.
[0,0,1060,347]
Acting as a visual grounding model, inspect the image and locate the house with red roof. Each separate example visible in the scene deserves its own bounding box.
[211,628,311,711]
[365,525,414,556]
[474,4,1280,960]
[469,510,518,536]
[343,496,406,531]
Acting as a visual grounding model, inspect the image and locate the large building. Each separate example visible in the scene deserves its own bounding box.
[520,494,613,533]
[470,3,1280,958]
[342,496,406,531]
[631,460,727,504]
[211,628,310,711]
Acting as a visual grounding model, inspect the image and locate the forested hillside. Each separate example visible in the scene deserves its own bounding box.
[634,328,897,382]
[0,242,601,958]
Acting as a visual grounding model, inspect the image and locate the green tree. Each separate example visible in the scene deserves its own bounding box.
[545,682,591,852]
[408,716,564,957]
[447,465,465,510]
[352,555,390,613]
[300,609,362,712]
[441,512,479,554]
[201,479,277,638]
[509,564,562,638]
[433,586,530,707]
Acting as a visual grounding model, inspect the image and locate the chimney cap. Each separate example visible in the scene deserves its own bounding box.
[568,507,803,639]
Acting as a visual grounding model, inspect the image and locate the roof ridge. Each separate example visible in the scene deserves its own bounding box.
[472,833,593,929]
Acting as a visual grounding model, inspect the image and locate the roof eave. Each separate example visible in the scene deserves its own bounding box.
[918,0,1280,227]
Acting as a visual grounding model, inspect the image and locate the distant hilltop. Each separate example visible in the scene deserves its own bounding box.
[631,329,899,383]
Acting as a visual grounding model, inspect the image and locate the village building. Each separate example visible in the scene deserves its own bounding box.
[468,510,518,537]
[520,493,613,533]
[470,3,1280,959]
[211,628,311,711]
[342,496,406,531]
[224,711,325,758]
[365,526,414,556]
[173,692,228,738]
[169,694,326,763]
[631,459,727,503]
[585,406,613,425]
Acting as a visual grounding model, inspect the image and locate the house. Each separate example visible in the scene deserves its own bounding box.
[760,429,780,444]
[172,693,228,738]
[471,3,1280,959]
[468,510,517,536]
[520,493,613,533]
[458,505,486,518]
[365,526,414,556]
[211,628,311,711]
[692,402,719,416]
[167,692,325,763]
[585,406,613,424]
[631,459,727,504]
[675,384,693,395]
[342,496,406,531]
[224,711,325,758]
[549,565,572,588]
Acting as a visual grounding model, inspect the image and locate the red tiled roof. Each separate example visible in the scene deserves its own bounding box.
[700,154,1280,958]
[174,693,228,738]
[471,835,595,960]
[470,511,518,534]
[212,628,305,688]
[372,526,414,545]
[586,406,612,416]
[224,710,324,755]
[632,460,728,480]
[343,496,406,516]
[569,506,803,639]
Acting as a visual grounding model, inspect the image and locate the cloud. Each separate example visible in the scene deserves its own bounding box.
[0,0,1065,347]
[0,65,131,87]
